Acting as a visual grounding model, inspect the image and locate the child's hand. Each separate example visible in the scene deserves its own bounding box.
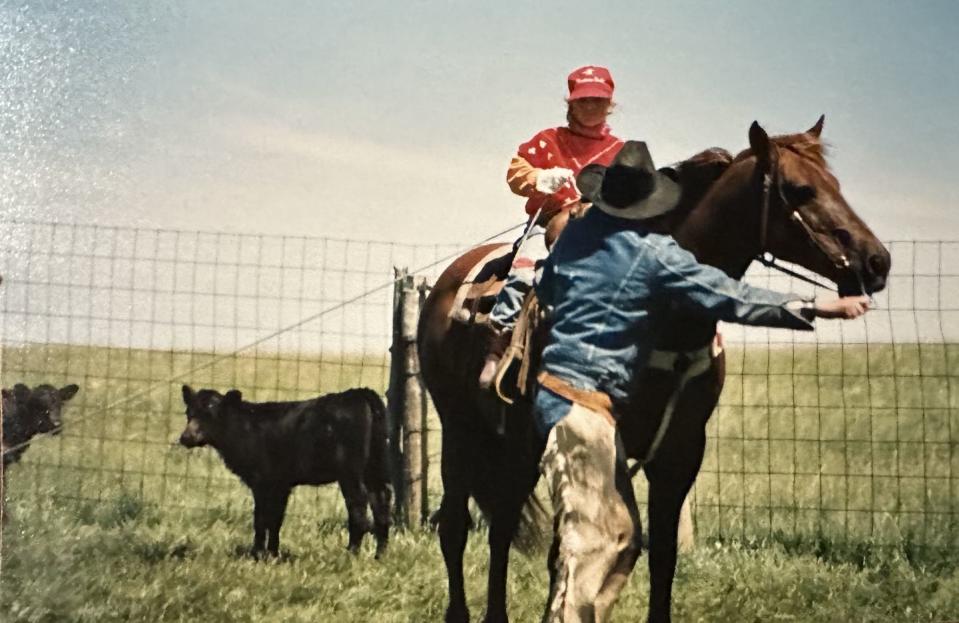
[535,167,575,194]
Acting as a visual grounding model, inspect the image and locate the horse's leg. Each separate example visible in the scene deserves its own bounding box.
[439,426,474,623]
[644,426,706,623]
[483,461,539,623]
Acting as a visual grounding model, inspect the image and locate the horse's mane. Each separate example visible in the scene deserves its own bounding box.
[656,147,734,228]
[677,146,735,170]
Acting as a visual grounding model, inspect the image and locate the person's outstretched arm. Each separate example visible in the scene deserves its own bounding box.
[651,238,869,330]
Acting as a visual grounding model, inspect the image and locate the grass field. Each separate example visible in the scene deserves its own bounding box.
[2,496,957,622]
[2,342,958,621]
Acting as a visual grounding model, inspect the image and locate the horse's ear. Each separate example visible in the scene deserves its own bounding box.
[748,121,776,171]
[807,114,825,138]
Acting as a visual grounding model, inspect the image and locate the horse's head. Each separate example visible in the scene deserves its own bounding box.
[746,116,890,295]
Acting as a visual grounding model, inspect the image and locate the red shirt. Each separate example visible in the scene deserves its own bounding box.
[512,125,624,216]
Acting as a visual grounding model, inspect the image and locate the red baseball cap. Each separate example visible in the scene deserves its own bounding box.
[567,65,614,100]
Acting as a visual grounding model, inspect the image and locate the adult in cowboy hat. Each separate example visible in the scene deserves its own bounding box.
[533,141,871,622]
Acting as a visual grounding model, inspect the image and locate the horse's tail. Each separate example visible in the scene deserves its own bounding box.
[470,465,551,554]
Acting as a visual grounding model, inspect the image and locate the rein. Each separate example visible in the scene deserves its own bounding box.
[756,253,836,291]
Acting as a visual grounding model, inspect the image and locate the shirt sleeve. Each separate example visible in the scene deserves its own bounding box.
[507,155,579,217]
[651,239,814,331]
[506,156,539,197]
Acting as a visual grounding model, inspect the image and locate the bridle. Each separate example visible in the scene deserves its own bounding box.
[754,147,872,298]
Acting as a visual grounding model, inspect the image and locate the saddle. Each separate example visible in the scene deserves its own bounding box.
[448,244,541,404]
[448,244,513,326]
[447,205,582,326]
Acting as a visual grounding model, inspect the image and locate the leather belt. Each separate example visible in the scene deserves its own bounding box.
[537,371,616,427]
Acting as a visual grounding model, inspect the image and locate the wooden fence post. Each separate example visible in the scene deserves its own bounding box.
[401,273,424,528]
[416,278,431,525]
[388,268,427,527]
[388,268,407,524]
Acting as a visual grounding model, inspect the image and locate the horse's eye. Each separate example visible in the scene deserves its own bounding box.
[783,183,816,205]
[833,228,853,247]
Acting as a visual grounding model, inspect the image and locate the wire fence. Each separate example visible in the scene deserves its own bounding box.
[1,220,957,551]
[0,219,470,523]
[692,240,959,550]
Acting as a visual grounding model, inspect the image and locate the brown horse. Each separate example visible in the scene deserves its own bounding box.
[417,117,890,623]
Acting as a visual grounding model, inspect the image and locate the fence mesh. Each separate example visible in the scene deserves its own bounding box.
[0,219,463,522]
[2,220,957,550]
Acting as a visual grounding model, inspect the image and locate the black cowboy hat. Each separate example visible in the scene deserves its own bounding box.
[576,141,681,220]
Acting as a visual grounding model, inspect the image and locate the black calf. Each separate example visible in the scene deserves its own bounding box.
[1,383,79,522]
[179,385,392,558]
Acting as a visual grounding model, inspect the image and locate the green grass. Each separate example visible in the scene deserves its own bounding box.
[2,342,958,620]
[1,495,956,622]
[694,342,959,550]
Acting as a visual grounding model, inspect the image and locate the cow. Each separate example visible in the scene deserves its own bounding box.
[1,383,80,522]
[178,385,392,559]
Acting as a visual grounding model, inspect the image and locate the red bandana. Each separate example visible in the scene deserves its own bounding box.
[567,119,612,140]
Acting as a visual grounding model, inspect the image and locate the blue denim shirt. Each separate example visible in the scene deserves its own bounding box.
[534,207,812,434]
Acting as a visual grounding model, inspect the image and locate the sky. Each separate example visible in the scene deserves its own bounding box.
[2,0,958,245]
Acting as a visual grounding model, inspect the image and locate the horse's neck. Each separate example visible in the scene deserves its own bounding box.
[673,163,762,279]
